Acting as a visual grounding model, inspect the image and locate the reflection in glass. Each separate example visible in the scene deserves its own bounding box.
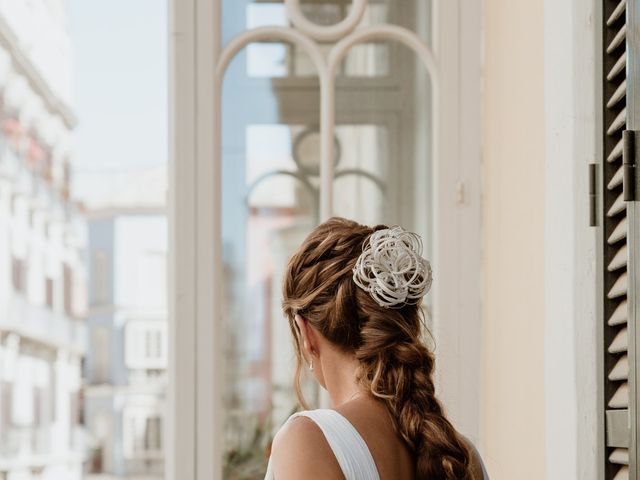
[221,8,321,471]
[221,1,432,478]
[247,43,290,77]
[245,2,391,79]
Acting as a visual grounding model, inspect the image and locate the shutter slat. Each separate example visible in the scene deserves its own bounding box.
[607,0,626,26]
[608,273,628,299]
[602,3,630,476]
[607,79,627,108]
[608,217,628,244]
[609,300,628,326]
[609,327,628,353]
[607,193,626,217]
[609,448,630,465]
[607,138,624,163]
[609,383,629,408]
[613,466,629,480]
[608,245,628,271]
[608,165,624,189]
[607,52,626,80]
[609,355,629,381]
[607,107,627,135]
[607,24,627,53]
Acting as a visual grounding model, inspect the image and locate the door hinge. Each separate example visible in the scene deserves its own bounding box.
[606,409,630,448]
[589,163,597,227]
[623,129,639,201]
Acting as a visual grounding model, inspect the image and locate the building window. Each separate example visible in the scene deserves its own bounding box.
[1,381,12,433]
[32,385,52,455]
[123,408,164,459]
[145,415,162,451]
[11,257,25,293]
[33,387,42,427]
[69,390,81,429]
[63,264,73,316]
[93,249,109,305]
[45,277,54,309]
[125,321,167,370]
[91,327,110,384]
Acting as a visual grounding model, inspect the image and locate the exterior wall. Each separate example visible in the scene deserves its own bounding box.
[481,0,546,477]
[0,1,85,479]
[483,1,602,478]
[0,0,74,106]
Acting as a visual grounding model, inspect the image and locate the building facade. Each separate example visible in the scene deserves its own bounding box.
[0,1,87,480]
[84,205,167,480]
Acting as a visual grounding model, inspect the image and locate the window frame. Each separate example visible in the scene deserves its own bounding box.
[168,1,482,479]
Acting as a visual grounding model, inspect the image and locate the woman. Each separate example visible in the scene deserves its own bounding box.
[265,217,488,480]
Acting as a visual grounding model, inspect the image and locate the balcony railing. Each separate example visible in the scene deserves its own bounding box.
[0,427,20,458]
[32,426,51,455]
[0,293,86,352]
[0,426,85,475]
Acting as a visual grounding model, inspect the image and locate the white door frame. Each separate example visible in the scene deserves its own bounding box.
[167,1,483,478]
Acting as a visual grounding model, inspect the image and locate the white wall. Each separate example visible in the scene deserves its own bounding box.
[543,0,599,478]
[482,0,601,478]
[482,0,546,477]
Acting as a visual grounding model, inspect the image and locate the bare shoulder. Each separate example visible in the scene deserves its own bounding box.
[460,435,488,480]
[271,415,343,480]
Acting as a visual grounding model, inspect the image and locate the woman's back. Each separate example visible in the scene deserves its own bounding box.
[266,396,413,480]
[266,395,488,480]
[278,218,489,479]
[337,397,488,479]
[335,395,415,480]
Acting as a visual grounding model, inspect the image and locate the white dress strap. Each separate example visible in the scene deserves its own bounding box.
[264,408,380,480]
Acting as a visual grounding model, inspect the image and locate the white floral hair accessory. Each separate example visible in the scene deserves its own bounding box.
[352,226,433,308]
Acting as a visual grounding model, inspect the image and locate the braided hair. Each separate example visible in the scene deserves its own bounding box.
[282,217,477,479]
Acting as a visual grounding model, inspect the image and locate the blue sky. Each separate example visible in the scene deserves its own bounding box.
[69,0,167,178]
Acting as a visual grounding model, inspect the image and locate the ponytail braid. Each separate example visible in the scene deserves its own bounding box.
[356,312,474,478]
[283,217,477,479]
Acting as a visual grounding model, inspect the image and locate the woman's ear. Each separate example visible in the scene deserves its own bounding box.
[294,314,318,357]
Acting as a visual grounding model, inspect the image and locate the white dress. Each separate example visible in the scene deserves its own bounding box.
[264,408,380,480]
[264,408,490,480]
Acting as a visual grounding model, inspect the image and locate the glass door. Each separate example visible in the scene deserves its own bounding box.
[169,1,483,479]
[216,1,435,478]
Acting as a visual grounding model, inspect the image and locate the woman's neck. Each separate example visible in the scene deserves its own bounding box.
[320,348,366,407]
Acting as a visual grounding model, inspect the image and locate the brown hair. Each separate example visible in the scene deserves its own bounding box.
[282,217,476,479]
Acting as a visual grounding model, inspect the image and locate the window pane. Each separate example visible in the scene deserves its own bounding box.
[342,43,390,77]
[221,1,433,478]
[243,2,393,79]
[331,125,389,224]
[220,16,321,472]
[247,43,291,78]
[335,2,433,237]
[333,5,434,335]
[246,3,288,29]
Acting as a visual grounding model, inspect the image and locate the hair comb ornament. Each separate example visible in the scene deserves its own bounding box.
[352,226,433,308]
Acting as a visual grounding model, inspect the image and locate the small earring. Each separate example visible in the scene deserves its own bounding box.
[309,360,314,371]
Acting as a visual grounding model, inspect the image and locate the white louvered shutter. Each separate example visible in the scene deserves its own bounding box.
[602,1,633,479]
